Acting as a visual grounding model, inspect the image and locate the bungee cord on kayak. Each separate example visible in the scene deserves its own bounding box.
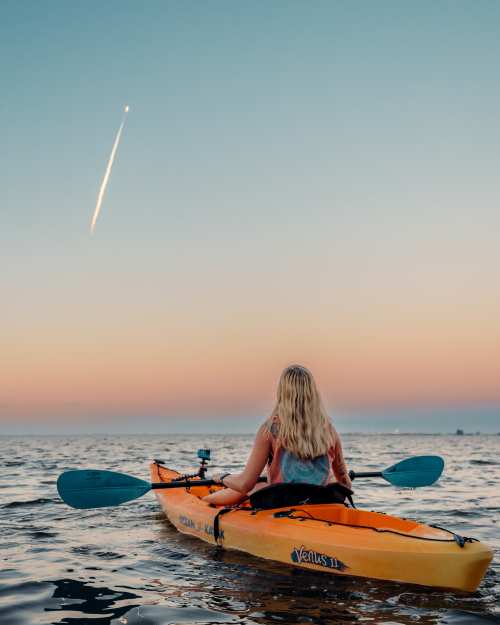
[269,508,477,547]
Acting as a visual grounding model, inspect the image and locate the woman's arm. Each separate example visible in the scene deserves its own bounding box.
[220,425,271,494]
[331,433,352,489]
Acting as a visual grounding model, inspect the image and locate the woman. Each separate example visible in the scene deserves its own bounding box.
[204,364,351,506]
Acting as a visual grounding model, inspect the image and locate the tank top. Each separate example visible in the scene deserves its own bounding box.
[261,415,351,488]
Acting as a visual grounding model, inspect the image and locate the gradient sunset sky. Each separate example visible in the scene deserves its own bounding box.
[2,1,499,433]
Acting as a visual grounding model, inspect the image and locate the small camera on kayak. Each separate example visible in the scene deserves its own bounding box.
[197,449,211,461]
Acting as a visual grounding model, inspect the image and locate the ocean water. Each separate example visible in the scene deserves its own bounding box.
[0,433,498,625]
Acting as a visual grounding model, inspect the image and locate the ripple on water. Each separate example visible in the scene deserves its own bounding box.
[2,498,58,509]
[440,610,500,624]
[118,605,242,625]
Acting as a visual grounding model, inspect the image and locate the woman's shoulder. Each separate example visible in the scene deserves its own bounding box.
[261,415,280,439]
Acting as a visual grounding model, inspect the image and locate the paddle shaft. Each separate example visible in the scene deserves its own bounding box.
[151,476,268,490]
[349,470,383,480]
[152,479,219,489]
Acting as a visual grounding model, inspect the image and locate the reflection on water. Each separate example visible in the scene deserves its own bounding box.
[0,434,498,625]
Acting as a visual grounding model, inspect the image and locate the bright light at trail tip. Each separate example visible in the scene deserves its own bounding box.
[125,105,129,112]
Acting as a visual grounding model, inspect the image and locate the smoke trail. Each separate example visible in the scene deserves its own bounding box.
[90,105,130,234]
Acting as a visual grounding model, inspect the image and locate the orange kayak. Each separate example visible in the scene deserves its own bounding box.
[151,461,493,592]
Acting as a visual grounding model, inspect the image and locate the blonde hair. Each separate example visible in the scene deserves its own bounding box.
[272,365,334,459]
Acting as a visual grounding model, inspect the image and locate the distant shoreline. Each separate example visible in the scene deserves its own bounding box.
[1,431,499,437]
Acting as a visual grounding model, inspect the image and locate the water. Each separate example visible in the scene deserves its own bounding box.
[0,434,498,625]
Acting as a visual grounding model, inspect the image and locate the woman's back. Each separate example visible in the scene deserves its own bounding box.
[263,415,350,487]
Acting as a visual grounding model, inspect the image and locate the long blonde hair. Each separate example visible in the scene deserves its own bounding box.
[271,365,334,459]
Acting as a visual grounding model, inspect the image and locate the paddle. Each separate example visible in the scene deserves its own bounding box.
[349,455,444,487]
[57,470,237,509]
[58,455,444,510]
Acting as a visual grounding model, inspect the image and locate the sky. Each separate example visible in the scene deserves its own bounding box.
[1,1,499,433]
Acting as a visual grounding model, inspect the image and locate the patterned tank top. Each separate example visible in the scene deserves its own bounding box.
[261,415,351,488]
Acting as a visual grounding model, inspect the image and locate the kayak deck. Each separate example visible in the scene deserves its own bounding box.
[151,462,493,592]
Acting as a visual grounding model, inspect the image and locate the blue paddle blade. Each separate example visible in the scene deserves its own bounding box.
[382,455,444,487]
[57,469,151,509]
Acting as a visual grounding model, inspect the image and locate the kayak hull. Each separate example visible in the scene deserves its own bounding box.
[151,463,493,592]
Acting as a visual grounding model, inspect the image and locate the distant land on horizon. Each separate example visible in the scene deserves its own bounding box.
[1,431,499,437]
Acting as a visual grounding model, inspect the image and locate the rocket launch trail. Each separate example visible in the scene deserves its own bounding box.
[90,105,130,234]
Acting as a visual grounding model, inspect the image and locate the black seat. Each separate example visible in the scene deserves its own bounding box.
[249,482,354,510]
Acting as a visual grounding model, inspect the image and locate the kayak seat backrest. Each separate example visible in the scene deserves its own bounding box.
[249,482,353,510]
